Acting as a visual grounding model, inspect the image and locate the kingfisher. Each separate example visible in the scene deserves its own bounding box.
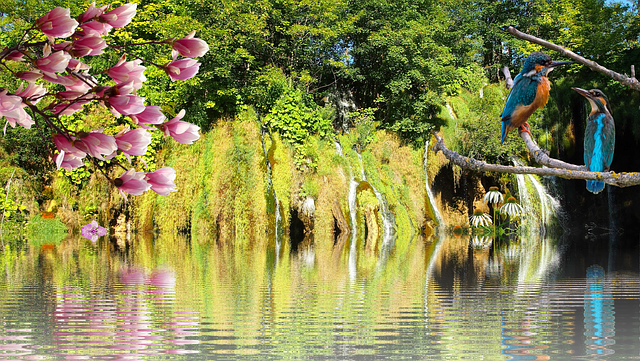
[501,52,572,144]
[572,87,615,194]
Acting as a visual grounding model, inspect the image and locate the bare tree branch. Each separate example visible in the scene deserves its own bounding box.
[506,26,640,92]
[431,133,640,188]
[519,131,586,171]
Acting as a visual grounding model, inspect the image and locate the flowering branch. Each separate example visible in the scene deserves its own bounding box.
[0,3,209,199]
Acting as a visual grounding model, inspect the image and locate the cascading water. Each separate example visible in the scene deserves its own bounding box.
[355,152,395,249]
[513,159,562,235]
[424,140,444,226]
[259,122,282,260]
[335,140,358,280]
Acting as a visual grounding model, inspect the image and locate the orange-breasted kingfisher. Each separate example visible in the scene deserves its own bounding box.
[572,87,615,194]
[501,52,571,144]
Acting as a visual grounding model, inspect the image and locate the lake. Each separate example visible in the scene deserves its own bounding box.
[0,232,637,360]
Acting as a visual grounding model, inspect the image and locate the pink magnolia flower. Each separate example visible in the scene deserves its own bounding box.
[42,73,77,87]
[36,51,71,74]
[0,90,34,130]
[55,150,85,170]
[74,131,117,160]
[164,59,200,81]
[108,95,145,116]
[6,50,24,61]
[52,101,89,115]
[81,220,107,243]
[100,3,137,28]
[115,168,151,199]
[62,74,92,92]
[72,35,107,56]
[115,128,152,156]
[145,167,177,196]
[80,2,109,22]
[80,20,113,37]
[53,134,86,158]
[16,71,43,82]
[108,56,146,89]
[68,58,91,71]
[160,110,200,144]
[130,105,166,126]
[36,7,79,38]
[172,31,209,58]
[56,90,86,101]
[15,83,46,104]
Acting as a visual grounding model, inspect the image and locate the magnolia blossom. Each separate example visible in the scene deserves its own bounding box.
[36,7,79,38]
[130,105,166,127]
[81,220,107,243]
[160,110,200,144]
[52,101,89,115]
[100,3,137,28]
[36,51,71,74]
[145,167,177,196]
[74,131,118,160]
[115,128,152,156]
[172,31,209,58]
[68,58,92,71]
[80,2,109,22]
[55,150,85,170]
[108,56,146,89]
[108,95,145,116]
[6,50,24,61]
[483,186,504,205]
[115,168,151,199]
[53,134,86,158]
[0,90,33,129]
[15,83,46,104]
[42,73,77,87]
[164,58,200,81]
[16,71,43,82]
[80,20,113,37]
[72,35,107,56]
[469,208,492,227]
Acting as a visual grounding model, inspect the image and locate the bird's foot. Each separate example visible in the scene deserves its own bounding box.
[518,122,532,138]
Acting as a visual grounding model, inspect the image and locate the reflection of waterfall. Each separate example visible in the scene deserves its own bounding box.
[355,152,395,249]
[424,140,444,226]
[513,159,561,234]
[260,123,282,258]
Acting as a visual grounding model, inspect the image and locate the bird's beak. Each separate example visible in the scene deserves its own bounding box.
[549,60,572,68]
[572,87,591,98]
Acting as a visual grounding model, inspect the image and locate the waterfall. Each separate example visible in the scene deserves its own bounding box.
[513,159,561,234]
[259,121,282,259]
[423,140,444,226]
[355,152,395,249]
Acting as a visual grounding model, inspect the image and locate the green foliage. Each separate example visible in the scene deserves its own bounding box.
[265,85,332,168]
[24,214,67,245]
[0,186,26,218]
[447,84,527,165]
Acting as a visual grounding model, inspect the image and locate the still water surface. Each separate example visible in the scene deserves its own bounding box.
[0,233,638,360]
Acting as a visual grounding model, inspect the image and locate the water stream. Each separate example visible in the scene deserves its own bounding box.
[260,123,282,259]
[424,140,444,226]
[513,159,561,235]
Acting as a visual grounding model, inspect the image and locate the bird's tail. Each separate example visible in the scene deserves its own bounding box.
[501,121,508,145]
[586,180,605,194]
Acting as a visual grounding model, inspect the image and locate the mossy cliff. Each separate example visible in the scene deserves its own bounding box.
[121,110,437,248]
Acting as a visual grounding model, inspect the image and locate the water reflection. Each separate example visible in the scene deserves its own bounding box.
[0,232,637,359]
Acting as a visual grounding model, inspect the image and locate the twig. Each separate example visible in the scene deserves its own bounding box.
[506,26,640,92]
[519,131,585,171]
[431,133,640,188]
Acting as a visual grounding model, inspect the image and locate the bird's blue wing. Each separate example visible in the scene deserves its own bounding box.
[603,115,615,168]
[501,74,538,120]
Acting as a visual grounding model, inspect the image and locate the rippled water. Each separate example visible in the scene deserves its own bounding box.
[0,233,638,360]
